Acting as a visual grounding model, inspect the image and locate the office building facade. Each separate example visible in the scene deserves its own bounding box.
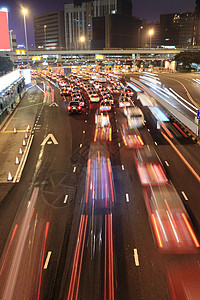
[64,0,133,50]
[34,10,65,49]
[160,12,194,47]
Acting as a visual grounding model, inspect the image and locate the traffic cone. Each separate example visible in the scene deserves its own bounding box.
[7,171,13,181]
[15,156,20,165]
[22,139,26,146]
[13,127,17,134]
[25,132,28,139]
[19,147,23,155]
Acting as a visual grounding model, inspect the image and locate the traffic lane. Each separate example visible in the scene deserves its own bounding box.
[129,74,198,120]
[0,85,44,183]
[0,187,71,300]
[112,148,170,300]
[158,73,200,108]
[155,143,200,234]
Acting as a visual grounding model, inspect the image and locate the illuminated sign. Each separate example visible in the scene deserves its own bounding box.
[0,10,11,50]
[16,49,26,54]
[32,56,41,61]
[95,55,104,60]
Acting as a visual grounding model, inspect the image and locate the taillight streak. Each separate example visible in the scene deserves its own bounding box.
[151,214,163,248]
[0,224,18,276]
[181,213,200,247]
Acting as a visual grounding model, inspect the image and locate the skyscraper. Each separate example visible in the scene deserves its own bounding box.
[194,0,200,45]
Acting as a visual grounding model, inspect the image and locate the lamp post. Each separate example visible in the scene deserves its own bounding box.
[44,25,47,49]
[22,8,29,66]
[149,29,154,49]
[138,26,143,48]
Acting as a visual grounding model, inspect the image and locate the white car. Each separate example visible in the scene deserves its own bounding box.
[126,106,145,128]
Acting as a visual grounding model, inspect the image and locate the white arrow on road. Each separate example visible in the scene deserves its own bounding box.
[49,102,59,107]
[41,134,58,146]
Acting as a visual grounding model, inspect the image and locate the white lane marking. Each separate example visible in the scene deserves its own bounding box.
[121,165,125,170]
[85,120,87,123]
[116,119,118,122]
[36,84,45,93]
[148,129,150,132]
[126,193,129,202]
[44,251,52,269]
[165,161,169,166]
[41,134,58,146]
[64,195,68,203]
[73,166,76,172]
[181,191,188,201]
[83,130,85,133]
[80,144,82,148]
[133,248,139,266]
[118,142,121,147]
[154,142,157,145]
[114,111,116,114]
[117,130,119,133]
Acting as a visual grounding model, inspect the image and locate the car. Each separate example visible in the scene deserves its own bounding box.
[95,110,110,127]
[121,125,144,148]
[126,106,144,128]
[89,93,100,103]
[67,101,82,114]
[118,97,131,109]
[135,146,167,186]
[104,94,114,105]
[100,100,112,111]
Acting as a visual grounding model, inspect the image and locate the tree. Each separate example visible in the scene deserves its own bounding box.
[0,56,14,75]
[174,51,200,70]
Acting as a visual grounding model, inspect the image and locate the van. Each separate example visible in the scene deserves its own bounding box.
[126,106,144,128]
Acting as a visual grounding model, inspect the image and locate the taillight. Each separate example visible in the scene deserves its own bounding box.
[68,106,71,110]
[78,106,81,110]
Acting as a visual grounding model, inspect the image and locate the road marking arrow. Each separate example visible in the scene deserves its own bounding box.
[41,134,58,146]
[49,102,58,107]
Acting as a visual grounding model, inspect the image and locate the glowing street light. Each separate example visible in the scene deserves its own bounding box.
[44,25,47,48]
[80,36,85,43]
[22,8,29,66]
[149,29,154,49]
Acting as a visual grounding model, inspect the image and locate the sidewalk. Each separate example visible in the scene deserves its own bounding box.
[0,83,44,201]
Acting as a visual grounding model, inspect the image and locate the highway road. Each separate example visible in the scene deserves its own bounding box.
[129,72,200,123]
[0,72,200,299]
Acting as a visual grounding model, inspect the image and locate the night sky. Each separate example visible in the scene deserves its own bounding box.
[3,0,196,46]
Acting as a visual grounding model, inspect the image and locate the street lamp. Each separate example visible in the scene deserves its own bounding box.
[80,35,85,49]
[138,26,143,48]
[149,29,154,49]
[44,25,47,49]
[22,8,29,66]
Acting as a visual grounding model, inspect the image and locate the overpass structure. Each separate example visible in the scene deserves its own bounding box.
[0,48,189,65]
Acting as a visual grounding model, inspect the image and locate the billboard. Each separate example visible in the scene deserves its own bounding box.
[0,10,11,50]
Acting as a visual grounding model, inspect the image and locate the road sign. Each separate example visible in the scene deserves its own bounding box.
[197,110,200,120]
[41,134,58,146]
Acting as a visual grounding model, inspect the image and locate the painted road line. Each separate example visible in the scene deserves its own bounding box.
[161,132,200,183]
[13,135,34,183]
[118,143,121,147]
[80,144,82,148]
[73,167,76,172]
[165,161,169,167]
[83,130,85,133]
[148,129,150,132]
[44,251,52,269]
[121,165,125,170]
[64,195,68,203]
[126,193,129,202]
[36,85,45,93]
[133,248,139,266]
[154,142,158,145]
[181,191,188,201]
[85,120,87,123]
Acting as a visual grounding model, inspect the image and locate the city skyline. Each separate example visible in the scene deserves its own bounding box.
[2,0,196,46]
